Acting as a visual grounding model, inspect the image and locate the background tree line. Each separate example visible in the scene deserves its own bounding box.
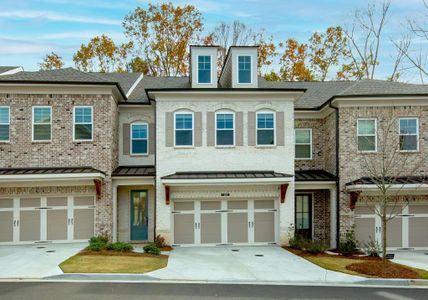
[39,1,428,83]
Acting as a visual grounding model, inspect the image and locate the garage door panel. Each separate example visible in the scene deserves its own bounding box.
[174,214,194,244]
[0,212,13,242]
[74,196,94,206]
[409,217,428,248]
[47,210,68,240]
[355,218,375,246]
[47,197,67,207]
[20,198,40,208]
[0,199,13,209]
[228,213,248,243]
[73,209,94,240]
[201,213,221,244]
[409,205,428,214]
[386,217,402,248]
[254,212,274,243]
[20,211,40,242]
[354,206,374,215]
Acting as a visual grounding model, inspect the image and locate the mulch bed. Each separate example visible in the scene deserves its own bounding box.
[79,249,168,258]
[346,261,420,279]
[284,247,379,260]
[159,246,174,251]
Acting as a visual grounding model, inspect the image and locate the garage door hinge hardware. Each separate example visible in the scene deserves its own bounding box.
[88,205,96,209]
[171,211,180,214]
[398,214,414,217]
[215,210,230,212]
[36,207,52,210]
[268,209,277,212]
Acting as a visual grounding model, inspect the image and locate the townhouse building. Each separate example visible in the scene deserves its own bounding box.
[0,46,427,249]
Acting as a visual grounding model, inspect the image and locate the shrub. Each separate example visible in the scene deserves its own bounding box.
[289,234,304,250]
[143,243,161,256]
[362,237,381,257]
[86,242,106,252]
[106,242,134,252]
[302,239,328,254]
[154,234,167,249]
[339,226,359,256]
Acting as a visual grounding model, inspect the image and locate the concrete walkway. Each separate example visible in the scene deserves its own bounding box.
[391,250,428,271]
[146,246,363,283]
[0,243,86,279]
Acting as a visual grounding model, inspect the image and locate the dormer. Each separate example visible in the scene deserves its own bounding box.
[219,46,258,89]
[190,46,218,88]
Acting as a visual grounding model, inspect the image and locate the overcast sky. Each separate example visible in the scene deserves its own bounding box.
[0,0,427,81]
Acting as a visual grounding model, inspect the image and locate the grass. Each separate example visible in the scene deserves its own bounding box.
[60,253,168,274]
[286,247,428,279]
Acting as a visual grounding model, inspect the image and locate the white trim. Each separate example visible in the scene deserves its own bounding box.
[32,106,52,142]
[357,118,377,152]
[197,55,213,85]
[126,73,144,98]
[73,106,93,142]
[162,177,292,186]
[215,110,235,147]
[174,110,194,148]
[0,106,10,142]
[0,172,105,183]
[346,183,428,192]
[295,128,312,160]
[399,117,419,152]
[295,181,336,190]
[0,67,23,76]
[237,55,252,85]
[256,110,276,147]
[130,122,149,155]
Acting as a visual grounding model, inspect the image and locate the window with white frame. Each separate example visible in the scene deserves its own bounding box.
[357,119,377,152]
[238,55,251,83]
[256,111,275,146]
[198,55,211,84]
[216,111,234,146]
[131,123,148,155]
[399,118,419,151]
[0,106,10,141]
[174,111,193,147]
[74,106,93,141]
[32,106,52,141]
[295,129,312,159]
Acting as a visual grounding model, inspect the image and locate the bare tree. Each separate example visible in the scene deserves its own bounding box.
[353,112,425,262]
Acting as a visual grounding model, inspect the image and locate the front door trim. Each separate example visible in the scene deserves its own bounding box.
[130,190,149,241]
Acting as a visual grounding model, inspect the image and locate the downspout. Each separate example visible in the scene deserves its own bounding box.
[153,99,157,242]
[329,99,340,249]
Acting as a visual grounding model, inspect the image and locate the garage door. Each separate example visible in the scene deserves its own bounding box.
[0,195,95,245]
[173,199,277,246]
[354,203,428,249]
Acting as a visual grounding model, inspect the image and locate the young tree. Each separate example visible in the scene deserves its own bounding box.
[123,2,203,76]
[73,35,133,73]
[354,112,424,262]
[39,52,64,70]
[203,20,277,75]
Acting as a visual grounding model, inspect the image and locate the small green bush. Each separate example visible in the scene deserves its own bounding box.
[86,242,106,252]
[362,237,381,257]
[154,234,167,249]
[339,226,359,256]
[106,242,134,252]
[302,239,328,254]
[289,234,304,249]
[143,243,161,256]
[89,235,109,245]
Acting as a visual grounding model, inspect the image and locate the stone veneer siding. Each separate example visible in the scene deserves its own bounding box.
[338,106,428,236]
[0,93,119,237]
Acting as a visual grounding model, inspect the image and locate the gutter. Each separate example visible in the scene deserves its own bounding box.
[329,99,340,249]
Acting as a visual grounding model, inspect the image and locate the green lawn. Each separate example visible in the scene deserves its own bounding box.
[60,254,168,274]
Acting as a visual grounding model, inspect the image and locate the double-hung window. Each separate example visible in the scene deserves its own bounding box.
[216,112,234,146]
[32,106,52,141]
[256,111,275,146]
[74,106,93,141]
[198,55,211,84]
[175,112,193,147]
[295,129,312,159]
[357,119,377,152]
[238,55,251,84]
[399,118,419,151]
[131,123,148,155]
[0,106,10,141]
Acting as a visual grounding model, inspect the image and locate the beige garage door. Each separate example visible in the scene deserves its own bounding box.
[0,199,14,243]
[200,201,221,244]
[254,200,275,243]
[354,205,375,246]
[73,196,95,240]
[227,201,248,244]
[47,197,68,241]
[19,198,41,242]
[173,202,195,245]
[409,204,428,248]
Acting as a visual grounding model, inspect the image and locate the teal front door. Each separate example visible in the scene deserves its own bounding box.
[130,190,148,241]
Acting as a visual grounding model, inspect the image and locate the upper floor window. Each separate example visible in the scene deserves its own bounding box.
[198,55,211,84]
[74,106,93,141]
[295,129,312,159]
[216,111,234,146]
[256,111,275,146]
[0,106,10,141]
[131,123,148,155]
[399,118,419,152]
[238,55,251,84]
[357,119,376,152]
[175,111,193,147]
[32,106,52,141]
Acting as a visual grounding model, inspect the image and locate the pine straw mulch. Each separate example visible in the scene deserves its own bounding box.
[346,261,420,279]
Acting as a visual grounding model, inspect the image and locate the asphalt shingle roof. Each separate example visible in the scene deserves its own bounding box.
[91,72,143,95]
[0,66,20,74]
[162,170,293,180]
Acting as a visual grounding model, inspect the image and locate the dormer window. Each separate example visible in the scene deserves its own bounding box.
[198,55,211,84]
[238,55,251,84]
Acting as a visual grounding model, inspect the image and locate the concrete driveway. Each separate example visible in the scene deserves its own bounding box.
[147,246,363,283]
[391,250,428,270]
[0,243,86,279]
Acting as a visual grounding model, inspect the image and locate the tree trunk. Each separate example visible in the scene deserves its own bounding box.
[382,216,387,263]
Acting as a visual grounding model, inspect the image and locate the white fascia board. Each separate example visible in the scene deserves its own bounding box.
[295,181,337,190]
[332,97,428,107]
[112,177,155,186]
[0,67,23,75]
[162,177,293,186]
[0,172,105,183]
[346,183,428,192]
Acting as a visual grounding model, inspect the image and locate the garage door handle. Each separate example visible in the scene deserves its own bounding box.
[13,220,16,227]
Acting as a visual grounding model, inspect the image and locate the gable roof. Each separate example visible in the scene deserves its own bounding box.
[0,66,22,75]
